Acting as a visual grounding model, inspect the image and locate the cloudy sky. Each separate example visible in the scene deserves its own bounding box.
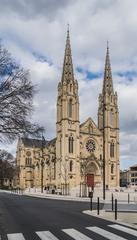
[0,0,137,170]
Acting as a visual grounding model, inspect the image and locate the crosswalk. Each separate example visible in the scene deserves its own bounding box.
[2,224,137,240]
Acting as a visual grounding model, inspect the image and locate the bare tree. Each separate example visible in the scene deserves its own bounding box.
[60,160,69,195]
[0,149,14,162]
[0,149,15,188]
[0,43,44,142]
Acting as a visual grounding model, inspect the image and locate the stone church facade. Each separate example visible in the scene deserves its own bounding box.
[16,29,120,193]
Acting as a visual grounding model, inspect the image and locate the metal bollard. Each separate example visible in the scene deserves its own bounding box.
[115,199,117,220]
[112,193,114,211]
[128,193,130,204]
[90,196,93,211]
[97,197,100,215]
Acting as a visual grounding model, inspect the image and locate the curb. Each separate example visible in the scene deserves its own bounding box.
[24,193,90,202]
[83,210,137,230]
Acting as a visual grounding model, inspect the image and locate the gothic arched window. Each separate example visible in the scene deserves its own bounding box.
[29,158,32,165]
[60,136,61,155]
[110,109,113,127]
[61,100,63,119]
[25,158,28,166]
[53,161,56,180]
[70,84,72,92]
[69,160,73,172]
[68,99,72,118]
[110,142,114,158]
[111,163,114,174]
[69,136,74,153]
[25,158,32,166]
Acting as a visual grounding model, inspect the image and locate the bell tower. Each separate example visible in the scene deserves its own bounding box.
[56,27,80,188]
[98,43,120,188]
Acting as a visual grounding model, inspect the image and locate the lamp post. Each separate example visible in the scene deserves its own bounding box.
[33,137,46,194]
[103,150,105,200]
[99,154,105,199]
[41,134,45,193]
[80,158,88,197]
[103,99,106,200]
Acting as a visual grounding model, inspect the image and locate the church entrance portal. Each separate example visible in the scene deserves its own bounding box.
[87,174,94,188]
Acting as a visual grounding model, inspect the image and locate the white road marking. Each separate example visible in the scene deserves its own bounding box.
[86,226,127,240]
[62,228,93,240]
[7,233,25,240]
[109,224,137,237]
[36,231,59,240]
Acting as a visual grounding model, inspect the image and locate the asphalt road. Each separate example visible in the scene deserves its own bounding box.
[0,192,137,240]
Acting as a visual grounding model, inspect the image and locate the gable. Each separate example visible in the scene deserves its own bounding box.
[80,117,102,136]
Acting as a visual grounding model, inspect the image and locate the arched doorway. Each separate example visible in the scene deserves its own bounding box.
[86,161,98,188]
[80,155,100,197]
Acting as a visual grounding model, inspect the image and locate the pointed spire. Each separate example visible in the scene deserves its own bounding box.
[61,25,74,83]
[103,42,114,95]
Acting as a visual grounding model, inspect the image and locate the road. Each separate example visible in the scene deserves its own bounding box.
[0,192,137,240]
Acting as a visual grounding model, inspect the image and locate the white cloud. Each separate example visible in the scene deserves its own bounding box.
[0,0,137,169]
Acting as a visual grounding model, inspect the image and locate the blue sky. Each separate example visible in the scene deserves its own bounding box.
[0,0,137,170]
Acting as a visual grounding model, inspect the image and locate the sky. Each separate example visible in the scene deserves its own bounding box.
[0,0,137,170]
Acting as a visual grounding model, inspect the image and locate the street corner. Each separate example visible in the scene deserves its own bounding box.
[83,209,137,230]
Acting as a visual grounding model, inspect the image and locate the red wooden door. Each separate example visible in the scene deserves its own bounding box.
[87,174,94,187]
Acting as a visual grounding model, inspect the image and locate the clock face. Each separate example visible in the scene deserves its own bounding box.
[86,139,96,152]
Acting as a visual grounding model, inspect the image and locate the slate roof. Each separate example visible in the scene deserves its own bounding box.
[47,138,56,146]
[21,137,48,148]
[21,137,56,148]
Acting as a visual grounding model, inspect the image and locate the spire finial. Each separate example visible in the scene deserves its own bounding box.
[107,40,109,49]
[67,23,69,32]
[107,41,110,57]
[61,27,74,83]
[67,24,70,40]
[102,42,114,95]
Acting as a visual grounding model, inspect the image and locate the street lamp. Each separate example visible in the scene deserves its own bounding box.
[103,99,106,200]
[80,158,88,197]
[41,134,46,193]
[99,154,105,199]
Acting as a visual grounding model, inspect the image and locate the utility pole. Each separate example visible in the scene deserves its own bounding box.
[103,99,106,200]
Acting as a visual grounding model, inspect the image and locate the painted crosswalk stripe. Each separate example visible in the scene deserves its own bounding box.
[62,228,93,240]
[36,231,59,240]
[7,233,25,240]
[86,226,127,240]
[108,224,137,237]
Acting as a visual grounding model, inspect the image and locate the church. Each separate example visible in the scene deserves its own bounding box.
[16,29,120,194]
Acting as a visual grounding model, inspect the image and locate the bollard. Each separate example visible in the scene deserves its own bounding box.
[97,197,100,215]
[115,199,117,220]
[128,193,130,204]
[112,193,114,211]
[90,196,92,211]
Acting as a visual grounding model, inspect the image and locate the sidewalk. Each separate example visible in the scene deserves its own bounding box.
[24,191,90,202]
[23,188,137,204]
[2,188,137,204]
[84,209,137,229]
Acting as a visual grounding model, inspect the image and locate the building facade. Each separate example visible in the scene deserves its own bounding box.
[129,164,137,186]
[120,169,129,187]
[16,29,120,193]
[120,164,137,188]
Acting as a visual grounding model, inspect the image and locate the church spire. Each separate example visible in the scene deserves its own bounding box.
[61,25,74,83]
[103,42,114,95]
